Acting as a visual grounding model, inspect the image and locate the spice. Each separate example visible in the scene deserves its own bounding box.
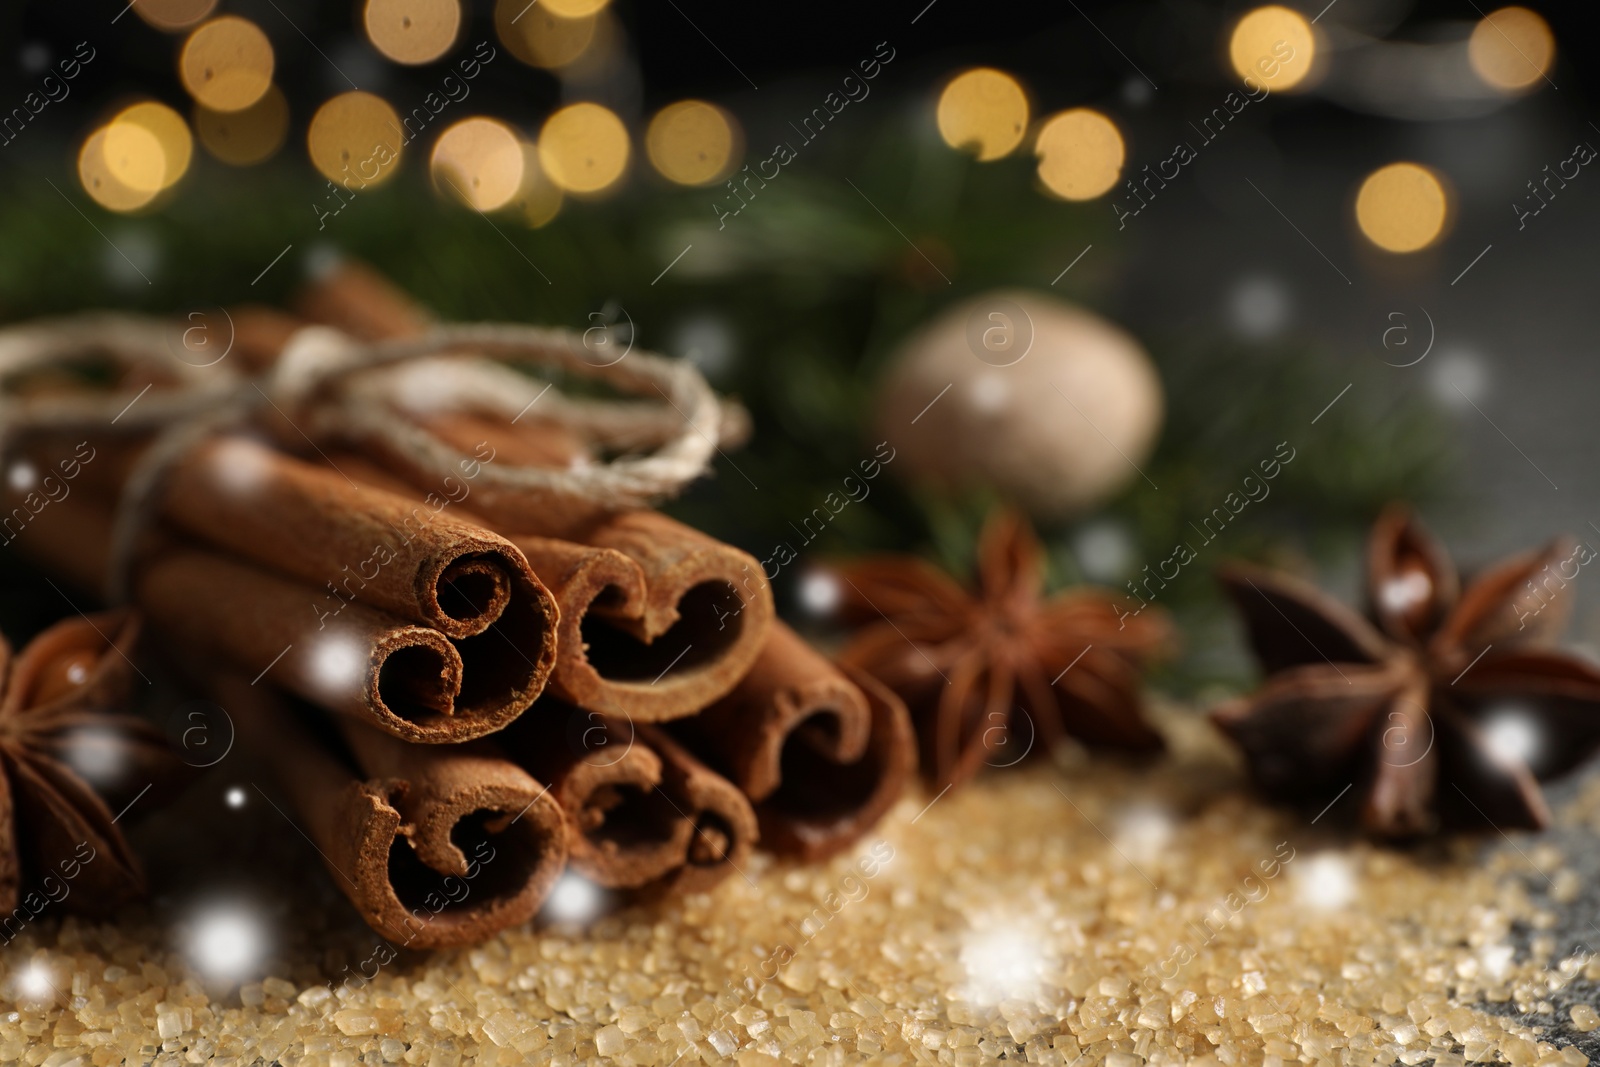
[0,611,172,915]
[289,264,777,721]
[218,675,568,949]
[497,704,757,894]
[672,621,917,861]
[838,507,1170,788]
[6,434,560,742]
[1213,504,1600,835]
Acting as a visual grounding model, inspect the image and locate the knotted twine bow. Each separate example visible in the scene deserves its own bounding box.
[0,312,732,602]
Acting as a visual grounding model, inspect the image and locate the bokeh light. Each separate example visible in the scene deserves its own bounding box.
[538,102,629,194]
[307,92,404,188]
[187,904,265,980]
[645,100,739,186]
[1468,7,1555,93]
[544,872,603,923]
[1294,852,1357,910]
[79,127,160,212]
[960,922,1048,1004]
[101,122,168,195]
[1355,162,1449,253]
[936,68,1029,161]
[1072,519,1136,581]
[111,102,193,191]
[7,461,34,493]
[11,961,57,1005]
[1429,349,1490,411]
[364,0,461,66]
[797,569,841,617]
[510,142,564,227]
[431,117,525,211]
[495,0,597,70]
[180,16,275,113]
[195,84,289,166]
[225,785,247,809]
[308,633,368,699]
[1481,709,1541,769]
[134,0,218,32]
[1377,570,1431,616]
[201,436,275,494]
[1114,802,1174,862]
[1034,108,1124,200]
[542,0,609,15]
[1228,273,1292,338]
[671,312,736,378]
[1228,5,1316,91]
[62,726,130,788]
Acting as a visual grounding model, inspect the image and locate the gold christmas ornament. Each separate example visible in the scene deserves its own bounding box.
[875,291,1164,518]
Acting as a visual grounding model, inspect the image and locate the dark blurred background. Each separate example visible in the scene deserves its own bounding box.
[1,0,1594,687]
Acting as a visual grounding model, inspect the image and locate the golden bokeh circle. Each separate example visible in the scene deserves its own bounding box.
[936,68,1029,162]
[364,0,461,65]
[1468,7,1555,92]
[513,142,564,227]
[542,0,609,15]
[1034,108,1124,201]
[1355,163,1449,253]
[645,100,738,186]
[307,92,404,188]
[180,16,275,113]
[538,102,629,194]
[79,128,159,213]
[495,0,597,69]
[196,84,290,166]
[432,118,526,211]
[100,123,167,196]
[134,0,218,32]
[111,102,193,191]
[1228,5,1316,90]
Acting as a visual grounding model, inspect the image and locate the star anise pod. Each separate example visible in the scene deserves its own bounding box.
[0,611,171,915]
[1214,504,1600,836]
[836,508,1171,790]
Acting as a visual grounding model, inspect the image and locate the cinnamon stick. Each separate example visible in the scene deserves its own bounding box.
[139,546,469,740]
[61,432,558,652]
[508,517,772,721]
[497,703,757,894]
[285,265,775,721]
[217,674,567,949]
[5,482,533,743]
[324,442,774,722]
[672,622,917,861]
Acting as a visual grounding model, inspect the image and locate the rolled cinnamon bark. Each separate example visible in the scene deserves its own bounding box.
[671,622,917,861]
[336,410,775,721]
[162,437,542,640]
[313,443,768,721]
[5,483,533,743]
[497,703,756,894]
[285,265,775,721]
[52,433,558,702]
[139,547,469,741]
[318,443,773,722]
[218,675,567,949]
[158,438,559,730]
[511,523,771,721]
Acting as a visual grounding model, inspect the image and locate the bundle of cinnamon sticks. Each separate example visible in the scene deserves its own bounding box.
[2,263,914,947]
